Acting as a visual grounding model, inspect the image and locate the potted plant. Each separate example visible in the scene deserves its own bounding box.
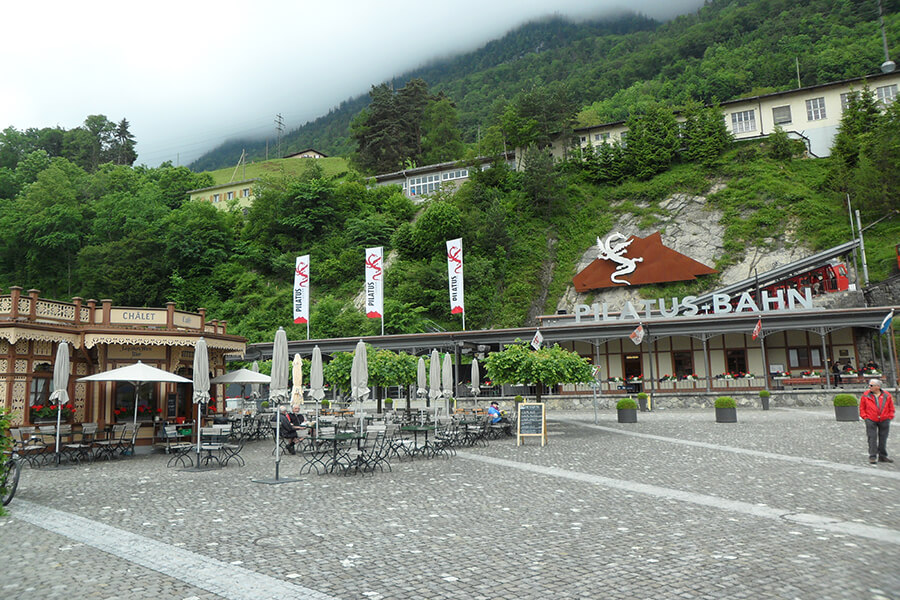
[384,398,394,412]
[30,403,74,424]
[514,395,525,404]
[759,390,771,411]
[715,396,737,423]
[616,398,638,423]
[320,399,330,411]
[833,394,859,422]
[260,400,269,410]
[636,392,649,412]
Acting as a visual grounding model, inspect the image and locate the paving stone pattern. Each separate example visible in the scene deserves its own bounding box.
[1,407,898,600]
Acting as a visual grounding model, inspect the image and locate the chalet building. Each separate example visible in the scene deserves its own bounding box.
[188,179,257,210]
[555,71,900,159]
[372,153,517,201]
[284,148,328,159]
[0,287,246,445]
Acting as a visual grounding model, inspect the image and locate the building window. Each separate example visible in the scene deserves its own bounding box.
[115,382,158,421]
[672,351,694,379]
[227,191,234,200]
[806,97,826,121]
[29,376,51,407]
[726,349,748,374]
[580,136,587,144]
[876,84,897,106]
[212,193,220,203]
[241,188,250,197]
[788,347,823,369]
[594,134,600,141]
[772,106,792,125]
[731,110,756,133]
[840,92,852,112]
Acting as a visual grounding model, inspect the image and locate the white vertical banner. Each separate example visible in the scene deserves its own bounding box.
[293,255,310,338]
[365,246,384,328]
[446,238,465,329]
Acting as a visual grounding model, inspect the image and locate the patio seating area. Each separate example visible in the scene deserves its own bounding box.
[10,422,142,467]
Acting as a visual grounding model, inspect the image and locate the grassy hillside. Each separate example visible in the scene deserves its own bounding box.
[205,157,351,185]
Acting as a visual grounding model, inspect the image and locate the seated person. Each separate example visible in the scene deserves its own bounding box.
[278,407,302,454]
[487,401,507,424]
[865,360,880,372]
[288,404,306,427]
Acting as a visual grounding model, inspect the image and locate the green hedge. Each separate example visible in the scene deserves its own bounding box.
[617,398,638,410]
[758,390,771,398]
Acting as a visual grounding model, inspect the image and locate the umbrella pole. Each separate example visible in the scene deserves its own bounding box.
[275,405,281,480]
[55,398,62,466]
[196,398,202,464]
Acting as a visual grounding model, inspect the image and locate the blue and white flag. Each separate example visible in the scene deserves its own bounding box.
[880,310,895,335]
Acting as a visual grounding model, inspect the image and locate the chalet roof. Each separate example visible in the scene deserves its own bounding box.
[186,178,258,194]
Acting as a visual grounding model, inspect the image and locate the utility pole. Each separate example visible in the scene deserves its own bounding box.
[275,113,285,159]
[878,0,896,73]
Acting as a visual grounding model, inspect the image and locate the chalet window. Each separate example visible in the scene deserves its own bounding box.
[731,110,756,133]
[805,97,827,121]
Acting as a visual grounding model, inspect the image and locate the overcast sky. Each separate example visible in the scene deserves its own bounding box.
[2,0,704,167]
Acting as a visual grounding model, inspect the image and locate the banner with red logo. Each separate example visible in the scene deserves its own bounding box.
[293,255,310,325]
[446,238,464,315]
[365,246,384,319]
[752,317,762,340]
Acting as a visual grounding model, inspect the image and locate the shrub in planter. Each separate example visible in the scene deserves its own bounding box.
[514,395,525,404]
[833,393,859,422]
[320,399,330,409]
[636,392,649,412]
[384,398,394,410]
[759,390,771,411]
[715,396,737,423]
[260,401,269,409]
[616,398,638,423]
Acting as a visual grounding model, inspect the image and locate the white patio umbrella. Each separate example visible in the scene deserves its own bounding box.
[350,340,369,428]
[192,338,210,461]
[270,327,290,473]
[309,346,325,425]
[441,353,453,417]
[49,342,71,465]
[78,361,190,428]
[290,353,304,409]
[416,357,427,398]
[470,358,481,402]
[250,360,262,404]
[428,349,441,422]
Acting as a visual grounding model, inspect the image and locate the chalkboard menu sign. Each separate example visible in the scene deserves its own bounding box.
[167,393,177,417]
[517,402,547,446]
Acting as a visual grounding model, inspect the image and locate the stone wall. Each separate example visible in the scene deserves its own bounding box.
[457,389,871,412]
[865,274,900,307]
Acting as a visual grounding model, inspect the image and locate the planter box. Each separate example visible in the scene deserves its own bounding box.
[834,405,859,422]
[715,407,737,423]
[760,396,770,411]
[617,408,637,423]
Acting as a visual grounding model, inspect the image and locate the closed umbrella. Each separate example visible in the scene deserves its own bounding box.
[470,358,480,403]
[350,340,369,427]
[428,349,440,421]
[309,346,325,425]
[250,360,262,405]
[49,342,71,466]
[192,338,210,461]
[441,353,453,417]
[416,357,427,398]
[290,353,304,409]
[270,327,290,469]
[209,368,271,434]
[253,328,299,485]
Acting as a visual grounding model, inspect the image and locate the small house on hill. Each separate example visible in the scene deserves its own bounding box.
[284,148,328,159]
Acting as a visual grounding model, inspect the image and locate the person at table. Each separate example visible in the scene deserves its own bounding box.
[288,404,306,427]
[278,407,302,454]
[487,401,507,424]
[860,378,894,464]
[865,360,880,372]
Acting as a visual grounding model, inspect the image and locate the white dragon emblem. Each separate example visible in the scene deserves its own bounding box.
[597,233,643,285]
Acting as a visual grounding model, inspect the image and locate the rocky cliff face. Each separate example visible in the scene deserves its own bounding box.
[557,187,847,312]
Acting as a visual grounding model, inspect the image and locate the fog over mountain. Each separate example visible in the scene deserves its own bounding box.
[3,0,705,167]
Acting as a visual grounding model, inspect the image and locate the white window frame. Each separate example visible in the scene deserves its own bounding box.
[805,97,826,121]
[730,110,756,134]
[876,84,897,106]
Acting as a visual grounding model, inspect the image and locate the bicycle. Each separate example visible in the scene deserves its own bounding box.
[1,451,21,506]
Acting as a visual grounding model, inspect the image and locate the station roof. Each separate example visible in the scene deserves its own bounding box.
[236,305,895,360]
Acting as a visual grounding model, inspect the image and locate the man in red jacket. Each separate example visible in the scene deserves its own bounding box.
[860,379,895,464]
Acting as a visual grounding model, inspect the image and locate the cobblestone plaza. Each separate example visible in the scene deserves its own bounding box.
[2,407,898,600]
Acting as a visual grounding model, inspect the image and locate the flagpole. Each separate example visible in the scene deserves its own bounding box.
[889,323,899,391]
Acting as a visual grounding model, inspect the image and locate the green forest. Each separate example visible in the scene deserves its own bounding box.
[0,0,898,347]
